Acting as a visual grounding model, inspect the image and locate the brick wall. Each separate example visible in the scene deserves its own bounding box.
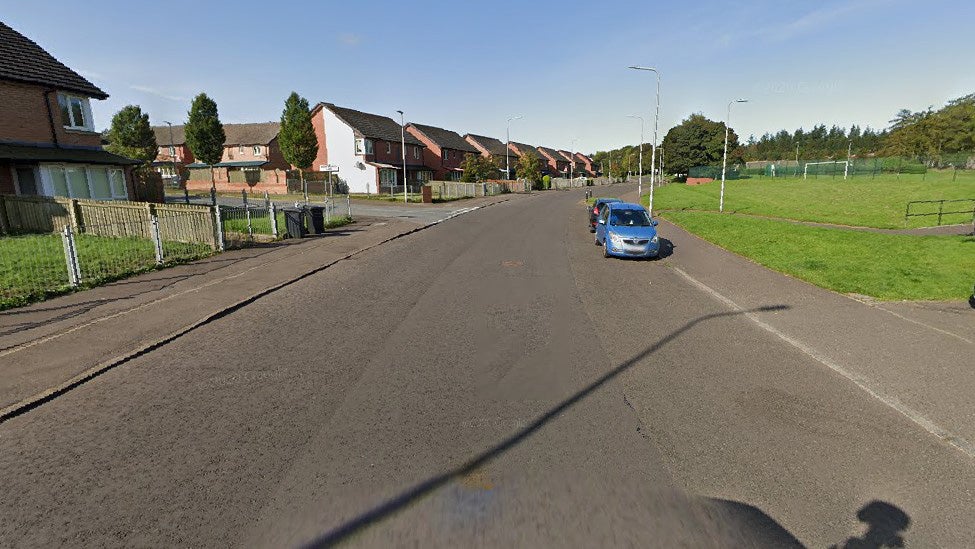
[155,144,194,164]
[0,80,103,148]
[311,108,329,169]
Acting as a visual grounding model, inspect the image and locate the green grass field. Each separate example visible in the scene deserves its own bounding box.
[663,211,975,301]
[651,170,975,229]
[1,234,212,310]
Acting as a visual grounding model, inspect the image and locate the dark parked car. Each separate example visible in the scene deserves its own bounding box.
[588,198,622,232]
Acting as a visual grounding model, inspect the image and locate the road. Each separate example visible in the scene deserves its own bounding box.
[1,185,972,547]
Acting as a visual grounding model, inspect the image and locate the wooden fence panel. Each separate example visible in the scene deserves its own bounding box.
[1,195,218,249]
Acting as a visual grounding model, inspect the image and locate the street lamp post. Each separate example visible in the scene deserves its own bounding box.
[720,99,748,213]
[626,115,644,201]
[569,138,577,184]
[397,110,407,203]
[506,115,523,180]
[628,66,659,215]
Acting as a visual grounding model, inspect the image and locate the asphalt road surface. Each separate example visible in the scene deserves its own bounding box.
[1,186,972,547]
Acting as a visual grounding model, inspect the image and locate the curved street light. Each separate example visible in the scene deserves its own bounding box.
[628,66,659,215]
[720,99,748,212]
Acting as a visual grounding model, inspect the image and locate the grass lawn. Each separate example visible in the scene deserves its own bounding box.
[663,211,975,301]
[1,233,212,310]
[650,170,975,229]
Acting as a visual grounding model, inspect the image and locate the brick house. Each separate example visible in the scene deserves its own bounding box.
[509,142,551,175]
[309,103,430,194]
[0,21,139,200]
[574,152,597,176]
[153,122,291,194]
[537,146,571,176]
[463,134,511,179]
[406,123,479,181]
[558,150,586,176]
[150,124,194,186]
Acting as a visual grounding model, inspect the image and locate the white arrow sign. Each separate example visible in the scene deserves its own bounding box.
[319,164,340,172]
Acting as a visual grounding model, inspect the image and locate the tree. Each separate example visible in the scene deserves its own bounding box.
[104,105,157,165]
[278,92,319,198]
[660,114,741,177]
[515,152,542,188]
[184,93,225,197]
[460,153,500,182]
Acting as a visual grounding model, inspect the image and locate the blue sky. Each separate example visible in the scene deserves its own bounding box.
[4,0,973,153]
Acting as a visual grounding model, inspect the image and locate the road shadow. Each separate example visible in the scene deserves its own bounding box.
[301,304,791,548]
[706,498,805,548]
[829,500,911,549]
[657,237,675,259]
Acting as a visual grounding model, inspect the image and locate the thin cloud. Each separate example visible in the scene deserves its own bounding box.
[129,85,187,102]
[338,33,361,46]
[760,0,890,42]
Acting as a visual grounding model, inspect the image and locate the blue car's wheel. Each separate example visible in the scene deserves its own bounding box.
[603,238,610,258]
[594,232,601,246]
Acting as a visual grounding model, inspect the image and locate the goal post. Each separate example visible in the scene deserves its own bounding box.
[803,161,850,180]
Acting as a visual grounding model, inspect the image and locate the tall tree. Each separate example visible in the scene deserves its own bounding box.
[278,92,319,198]
[104,105,157,166]
[184,93,225,197]
[515,152,542,188]
[660,114,741,178]
[460,153,500,182]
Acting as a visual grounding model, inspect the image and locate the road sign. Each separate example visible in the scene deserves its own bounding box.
[319,164,340,172]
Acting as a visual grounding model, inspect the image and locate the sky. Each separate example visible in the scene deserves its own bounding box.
[4,0,974,153]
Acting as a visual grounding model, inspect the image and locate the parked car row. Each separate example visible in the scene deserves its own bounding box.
[587,198,660,259]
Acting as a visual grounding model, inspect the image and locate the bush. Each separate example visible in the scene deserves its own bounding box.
[542,175,551,189]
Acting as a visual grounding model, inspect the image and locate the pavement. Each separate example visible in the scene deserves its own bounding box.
[0,184,972,547]
[166,192,503,226]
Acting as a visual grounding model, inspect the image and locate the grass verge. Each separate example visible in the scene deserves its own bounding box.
[663,211,975,301]
[651,171,975,229]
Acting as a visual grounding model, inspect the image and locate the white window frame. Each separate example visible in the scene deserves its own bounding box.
[57,93,94,131]
[238,145,245,154]
[386,142,392,154]
[413,146,420,160]
[253,145,261,155]
[365,139,374,155]
[38,164,128,200]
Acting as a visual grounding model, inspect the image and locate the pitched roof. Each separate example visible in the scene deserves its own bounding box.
[510,142,544,159]
[322,103,423,146]
[409,123,478,153]
[464,134,509,156]
[151,122,280,147]
[557,150,575,161]
[574,152,593,163]
[0,143,139,165]
[0,21,108,99]
[537,146,569,163]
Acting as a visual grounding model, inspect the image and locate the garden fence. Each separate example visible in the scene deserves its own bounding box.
[0,208,215,310]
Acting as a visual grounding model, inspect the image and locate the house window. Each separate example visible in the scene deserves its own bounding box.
[57,93,93,130]
[238,145,245,154]
[444,150,450,161]
[386,142,392,154]
[39,165,127,200]
[380,168,397,186]
[253,145,261,155]
[365,139,374,154]
[169,145,176,157]
[413,146,420,160]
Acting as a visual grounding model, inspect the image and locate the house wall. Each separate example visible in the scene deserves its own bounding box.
[311,108,329,169]
[155,144,193,164]
[324,108,376,194]
[0,80,102,148]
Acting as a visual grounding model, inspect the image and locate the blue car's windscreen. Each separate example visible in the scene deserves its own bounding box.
[610,209,653,227]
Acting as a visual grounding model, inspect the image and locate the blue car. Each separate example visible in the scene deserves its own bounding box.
[594,202,660,259]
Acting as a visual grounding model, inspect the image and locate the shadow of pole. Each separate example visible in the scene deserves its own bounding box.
[302,304,791,548]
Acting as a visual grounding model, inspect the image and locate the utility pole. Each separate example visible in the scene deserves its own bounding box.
[720,99,748,213]
[506,115,522,180]
[397,110,407,203]
[627,115,644,201]
[629,66,660,215]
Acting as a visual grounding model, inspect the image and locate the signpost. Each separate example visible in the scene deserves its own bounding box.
[319,164,340,196]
